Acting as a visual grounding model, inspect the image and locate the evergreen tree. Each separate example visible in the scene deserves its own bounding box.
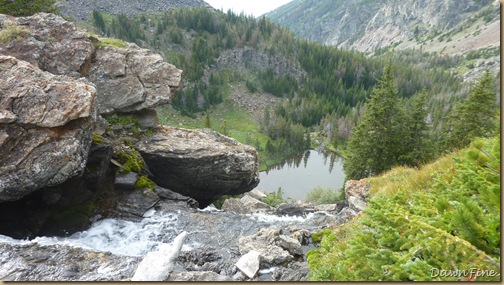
[220,120,228,136]
[92,9,106,34]
[443,70,498,150]
[400,89,433,166]
[344,62,408,180]
[204,111,212,128]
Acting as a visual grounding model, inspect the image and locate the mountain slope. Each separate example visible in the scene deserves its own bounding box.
[266,0,500,55]
[56,0,213,21]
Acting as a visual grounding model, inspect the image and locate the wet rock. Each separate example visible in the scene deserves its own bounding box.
[178,246,223,273]
[314,200,348,213]
[154,186,199,208]
[0,56,97,202]
[136,126,259,207]
[0,242,139,281]
[235,250,261,279]
[274,203,313,217]
[275,235,303,256]
[115,188,159,218]
[221,195,273,214]
[239,228,293,267]
[168,271,233,281]
[114,172,138,190]
[271,261,309,281]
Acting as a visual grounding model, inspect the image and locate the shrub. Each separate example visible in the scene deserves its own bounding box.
[93,37,128,49]
[0,24,30,44]
[261,187,287,207]
[305,186,344,205]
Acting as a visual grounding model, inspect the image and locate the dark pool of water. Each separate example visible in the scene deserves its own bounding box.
[258,150,345,201]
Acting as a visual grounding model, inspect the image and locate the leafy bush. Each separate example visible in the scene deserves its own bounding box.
[0,24,30,44]
[261,187,287,207]
[308,136,500,281]
[305,186,344,205]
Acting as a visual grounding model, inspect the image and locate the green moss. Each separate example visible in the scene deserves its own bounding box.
[116,148,144,173]
[135,175,155,190]
[104,114,139,126]
[0,24,30,44]
[93,37,128,48]
[40,202,95,236]
[92,132,104,144]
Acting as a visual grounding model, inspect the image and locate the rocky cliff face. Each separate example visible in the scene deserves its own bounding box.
[267,0,500,54]
[0,55,97,201]
[56,0,213,21]
[0,13,259,238]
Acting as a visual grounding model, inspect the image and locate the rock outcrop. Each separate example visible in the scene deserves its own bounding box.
[136,126,260,207]
[0,55,97,201]
[88,45,182,114]
[0,13,182,115]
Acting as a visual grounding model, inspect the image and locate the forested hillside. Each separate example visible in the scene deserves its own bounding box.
[88,7,492,170]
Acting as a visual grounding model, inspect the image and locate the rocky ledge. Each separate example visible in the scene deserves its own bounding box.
[137,126,259,207]
[0,13,259,239]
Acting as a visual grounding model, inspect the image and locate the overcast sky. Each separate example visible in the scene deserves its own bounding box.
[204,0,293,17]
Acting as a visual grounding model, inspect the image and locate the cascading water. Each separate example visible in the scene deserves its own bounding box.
[0,201,345,281]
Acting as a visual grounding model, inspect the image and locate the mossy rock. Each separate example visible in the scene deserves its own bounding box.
[39,202,95,236]
[135,175,155,190]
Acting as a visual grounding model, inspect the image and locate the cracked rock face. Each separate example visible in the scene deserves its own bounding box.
[0,56,97,201]
[88,46,182,114]
[136,126,260,207]
[0,13,182,115]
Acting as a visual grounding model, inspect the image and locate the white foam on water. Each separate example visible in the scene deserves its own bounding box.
[0,210,184,257]
[249,212,308,223]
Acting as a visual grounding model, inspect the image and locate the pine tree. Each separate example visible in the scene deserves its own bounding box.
[400,89,433,166]
[220,120,228,136]
[344,62,408,180]
[204,111,212,128]
[443,70,497,149]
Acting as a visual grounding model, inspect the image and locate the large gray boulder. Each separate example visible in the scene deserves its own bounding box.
[136,126,259,207]
[88,45,182,114]
[0,56,97,201]
[221,195,273,214]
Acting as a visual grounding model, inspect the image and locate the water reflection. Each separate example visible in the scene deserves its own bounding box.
[259,150,345,201]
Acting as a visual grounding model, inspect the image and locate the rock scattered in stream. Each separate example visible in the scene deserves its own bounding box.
[0,180,370,281]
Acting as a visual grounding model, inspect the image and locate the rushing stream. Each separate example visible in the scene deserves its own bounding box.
[258,150,346,201]
[0,200,351,281]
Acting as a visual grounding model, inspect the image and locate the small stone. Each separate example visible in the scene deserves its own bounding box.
[235,250,261,279]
